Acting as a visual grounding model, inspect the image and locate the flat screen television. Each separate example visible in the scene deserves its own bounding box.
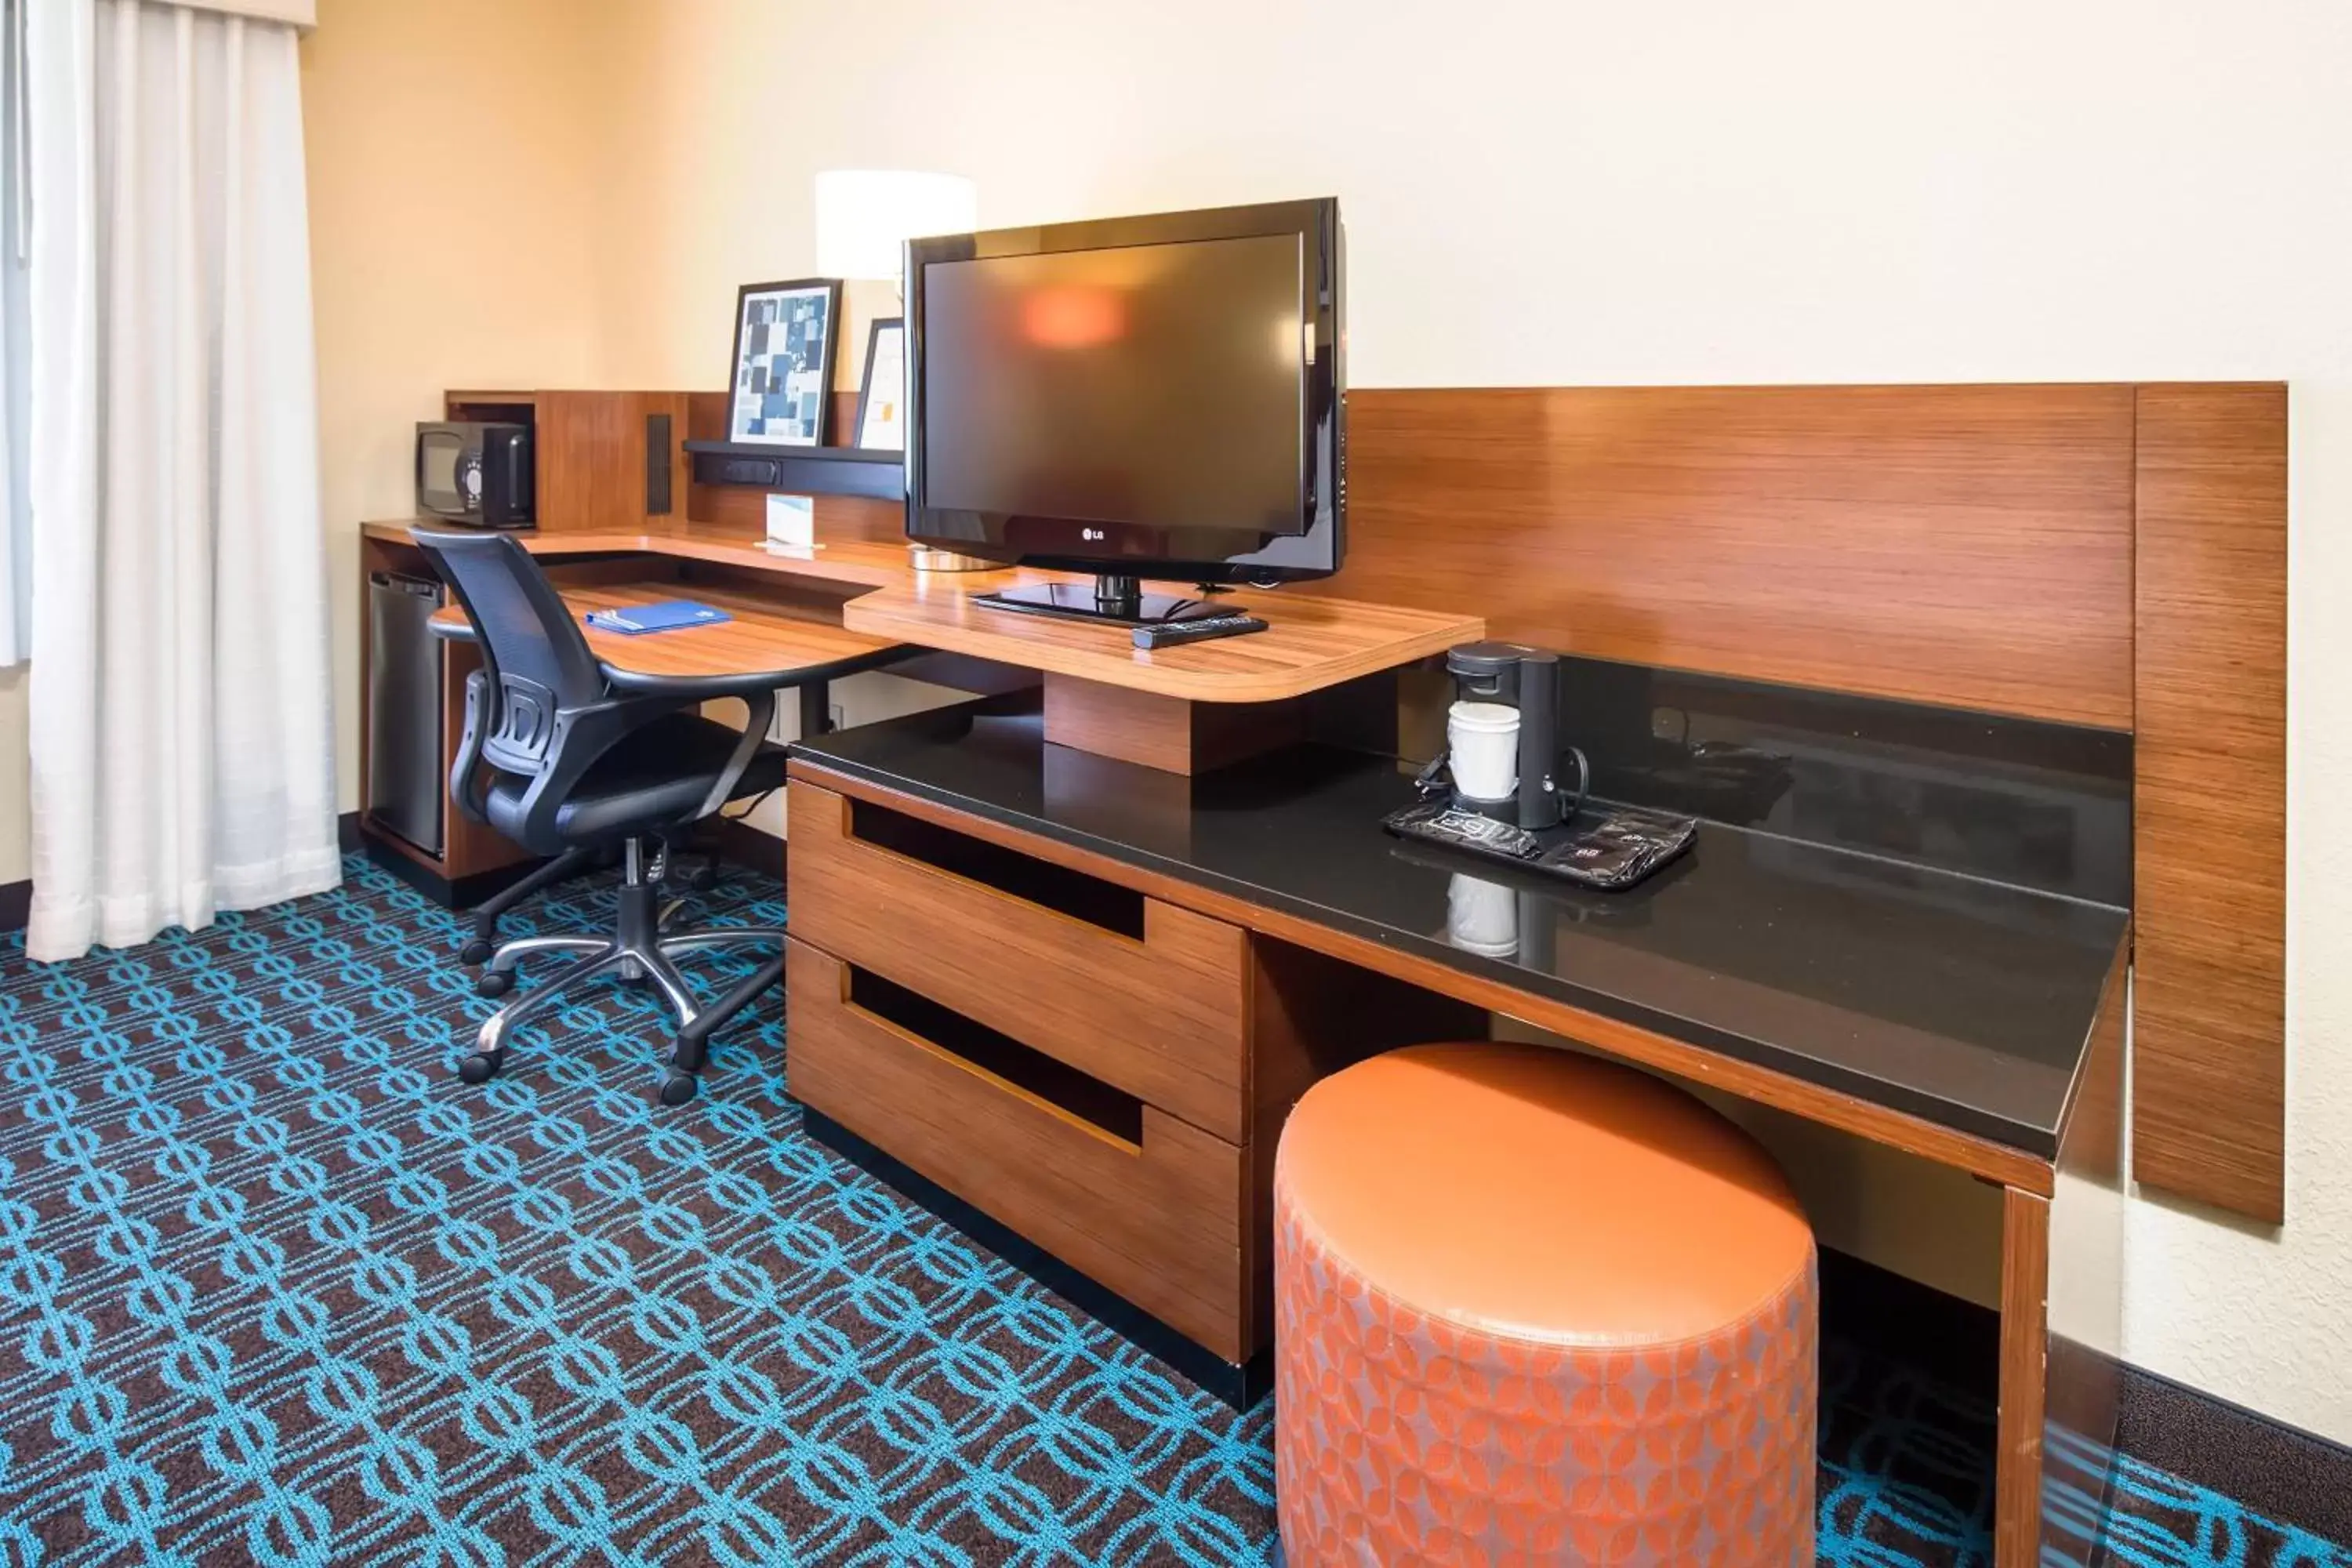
[904,198,1344,625]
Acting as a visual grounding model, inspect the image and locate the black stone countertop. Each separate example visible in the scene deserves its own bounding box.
[792,699,2130,1159]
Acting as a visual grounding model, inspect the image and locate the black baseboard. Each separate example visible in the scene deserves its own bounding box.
[1810,1249,2352,1538]
[361,837,549,910]
[2117,1361,2352,1542]
[799,1103,1274,1412]
[339,810,362,854]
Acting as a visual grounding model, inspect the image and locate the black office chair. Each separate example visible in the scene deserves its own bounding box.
[412,526,881,1104]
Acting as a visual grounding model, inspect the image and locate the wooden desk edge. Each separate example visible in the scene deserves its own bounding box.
[2051,927,2132,1157]
[368,518,916,590]
[786,757,2056,1196]
[840,599,1484,703]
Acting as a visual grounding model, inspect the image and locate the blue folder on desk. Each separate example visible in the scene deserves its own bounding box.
[583,601,733,634]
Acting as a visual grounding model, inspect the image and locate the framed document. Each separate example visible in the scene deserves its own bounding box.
[728,278,842,446]
[852,317,907,452]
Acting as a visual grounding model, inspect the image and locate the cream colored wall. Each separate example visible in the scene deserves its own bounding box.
[575,0,2352,1443]
[302,0,619,813]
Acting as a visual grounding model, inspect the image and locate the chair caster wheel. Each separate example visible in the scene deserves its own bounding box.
[689,866,720,893]
[458,1053,501,1085]
[659,1072,699,1107]
[476,970,514,999]
[461,938,494,966]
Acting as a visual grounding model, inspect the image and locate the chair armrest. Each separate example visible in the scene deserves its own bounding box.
[691,688,776,821]
[449,670,493,826]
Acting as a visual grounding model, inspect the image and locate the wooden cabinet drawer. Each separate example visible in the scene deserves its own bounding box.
[786,780,1249,1141]
[786,939,1247,1360]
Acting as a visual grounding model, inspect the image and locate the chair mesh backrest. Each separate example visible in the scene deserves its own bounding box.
[411,528,607,771]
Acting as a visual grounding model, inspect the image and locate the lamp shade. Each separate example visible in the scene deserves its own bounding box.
[814,170,978,281]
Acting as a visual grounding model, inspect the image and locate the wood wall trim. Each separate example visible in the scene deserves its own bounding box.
[786,758,2055,1194]
[2130,383,2288,1223]
[1320,384,2136,727]
[2044,938,2127,1557]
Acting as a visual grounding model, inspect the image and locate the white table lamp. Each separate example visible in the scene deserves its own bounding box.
[814,170,989,572]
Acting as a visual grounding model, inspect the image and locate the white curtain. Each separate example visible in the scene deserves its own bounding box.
[24,0,337,961]
[2,0,30,666]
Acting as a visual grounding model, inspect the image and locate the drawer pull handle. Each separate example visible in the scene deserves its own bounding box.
[848,797,1145,939]
[846,966,1145,1148]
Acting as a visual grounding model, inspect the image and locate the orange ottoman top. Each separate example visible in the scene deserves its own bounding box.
[1278,1041,1812,1345]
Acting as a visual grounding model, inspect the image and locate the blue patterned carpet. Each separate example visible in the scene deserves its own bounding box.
[0,852,2342,1566]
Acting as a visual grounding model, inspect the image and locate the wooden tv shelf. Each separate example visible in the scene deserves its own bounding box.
[839,577,1483,705]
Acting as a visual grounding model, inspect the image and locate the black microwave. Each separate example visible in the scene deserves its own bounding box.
[416,421,534,527]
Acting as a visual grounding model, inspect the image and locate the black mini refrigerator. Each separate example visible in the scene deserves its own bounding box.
[366,572,447,857]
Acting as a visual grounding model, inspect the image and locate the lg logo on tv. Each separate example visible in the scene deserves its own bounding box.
[1081,528,1105,541]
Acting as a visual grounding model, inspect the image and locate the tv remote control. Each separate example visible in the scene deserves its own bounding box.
[1131,614,1270,650]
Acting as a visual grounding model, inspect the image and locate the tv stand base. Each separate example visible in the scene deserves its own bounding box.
[976,575,1230,626]
[1043,675,1301,775]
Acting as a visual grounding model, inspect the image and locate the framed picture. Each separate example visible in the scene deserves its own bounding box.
[727,278,842,445]
[853,317,907,452]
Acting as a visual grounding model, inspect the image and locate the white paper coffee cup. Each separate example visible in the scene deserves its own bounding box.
[1447,701,1520,803]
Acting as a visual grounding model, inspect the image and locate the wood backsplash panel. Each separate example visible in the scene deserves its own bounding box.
[1324,385,2137,727]
[533,391,692,533]
[686,389,903,543]
[2131,383,2288,1223]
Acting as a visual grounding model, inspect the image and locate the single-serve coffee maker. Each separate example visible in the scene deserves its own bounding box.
[1439,641,1574,829]
[1383,640,1700,893]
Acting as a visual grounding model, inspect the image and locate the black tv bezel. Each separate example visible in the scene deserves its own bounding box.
[902,197,1345,586]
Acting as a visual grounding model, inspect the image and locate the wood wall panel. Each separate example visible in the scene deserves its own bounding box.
[2131,383,2288,1223]
[532,391,692,534]
[1318,385,2137,727]
[665,376,2284,1221]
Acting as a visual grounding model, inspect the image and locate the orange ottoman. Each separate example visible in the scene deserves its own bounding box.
[1274,1043,1817,1566]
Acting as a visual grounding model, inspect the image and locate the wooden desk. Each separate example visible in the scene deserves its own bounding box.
[782,716,2130,1566]
[426,579,906,691]
[367,517,1483,706]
